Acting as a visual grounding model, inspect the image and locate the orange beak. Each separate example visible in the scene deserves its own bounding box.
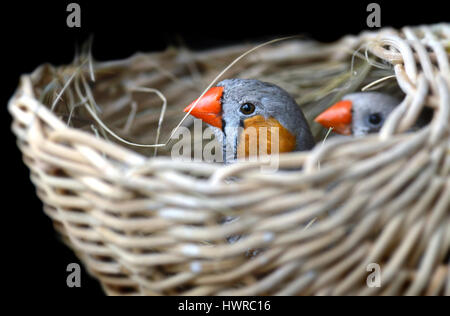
[315,100,353,135]
[184,86,224,129]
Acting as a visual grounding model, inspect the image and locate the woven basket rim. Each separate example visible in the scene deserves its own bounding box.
[9,27,449,173]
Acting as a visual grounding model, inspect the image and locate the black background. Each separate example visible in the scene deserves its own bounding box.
[2,0,447,298]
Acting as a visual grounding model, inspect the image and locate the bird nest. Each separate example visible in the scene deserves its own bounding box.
[8,24,450,295]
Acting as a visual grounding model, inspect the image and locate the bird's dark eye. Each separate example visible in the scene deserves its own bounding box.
[368,113,382,125]
[240,103,256,115]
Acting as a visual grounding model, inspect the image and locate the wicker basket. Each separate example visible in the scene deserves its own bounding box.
[8,24,450,296]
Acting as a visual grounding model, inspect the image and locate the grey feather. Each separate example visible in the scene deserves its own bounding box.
[343,92,432,136]
[214,79,315,163]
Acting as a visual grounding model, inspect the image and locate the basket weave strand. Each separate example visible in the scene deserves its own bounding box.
[8,24,450,295]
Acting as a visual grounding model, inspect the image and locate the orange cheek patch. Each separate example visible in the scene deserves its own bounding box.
[237,115,296,159]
